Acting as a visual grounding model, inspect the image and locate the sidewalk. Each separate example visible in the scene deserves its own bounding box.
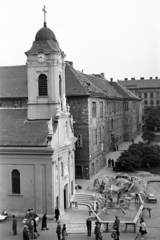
[76,135,143,190]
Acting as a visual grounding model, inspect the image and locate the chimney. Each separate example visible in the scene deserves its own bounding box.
[124,78,128,81]
[131,78,135,80]
[67,61,73,67]
[110,78,113,85]
[140,77,144,80]
[101,72,105,78]
[150,77,152,79]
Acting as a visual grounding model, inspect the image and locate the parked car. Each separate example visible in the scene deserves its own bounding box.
[147,193,157,203]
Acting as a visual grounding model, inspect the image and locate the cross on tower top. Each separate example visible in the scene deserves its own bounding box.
[42,6,47,27]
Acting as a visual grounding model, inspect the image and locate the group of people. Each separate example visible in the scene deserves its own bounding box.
[22,209,40,240]
[108,158,114,168]
[86,215,120,240]
[56,221,68,240]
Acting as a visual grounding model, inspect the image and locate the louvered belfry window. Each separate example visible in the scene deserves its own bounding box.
[12,169,20,194]
[38,74,48,96]
[59,75,62,97]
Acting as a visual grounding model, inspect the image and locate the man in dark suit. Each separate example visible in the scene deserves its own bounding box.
[86,216,92,236]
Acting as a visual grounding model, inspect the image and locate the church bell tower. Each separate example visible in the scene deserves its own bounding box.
[25,6,66,120]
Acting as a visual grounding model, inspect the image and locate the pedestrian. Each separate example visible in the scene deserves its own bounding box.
[23,225,30,240]
[33,217,40,237]
[62,224,68,240]
[86,216,92,236]
[25,209,30,219]
[108,158,111,167]
[12,215,17,235]
[139,218,147,240]
[111,229,120,240]
[56,220,62,240]
[94,222,102,240]
[114,216,120,232]
[41,213,49,230]
[112,159,114,168]
[55,207,60,222]
[28,218,34,239]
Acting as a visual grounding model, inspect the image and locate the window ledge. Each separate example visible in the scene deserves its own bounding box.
[37,96,48,98]
[8,194,23,197]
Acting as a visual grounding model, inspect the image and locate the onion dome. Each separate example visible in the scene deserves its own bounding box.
[35,23,57,42]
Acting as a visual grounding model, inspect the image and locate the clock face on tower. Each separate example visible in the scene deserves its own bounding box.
[37,53,46,62]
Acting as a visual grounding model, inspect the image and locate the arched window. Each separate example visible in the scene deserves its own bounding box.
[12,169,20,194]
[59,75,62,97]
[38,74,48,96]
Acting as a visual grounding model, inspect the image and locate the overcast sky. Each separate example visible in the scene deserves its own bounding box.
[0,0,160,81]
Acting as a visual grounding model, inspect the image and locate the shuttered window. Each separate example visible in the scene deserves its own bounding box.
[12,169,20,194]
[38,74,48,96]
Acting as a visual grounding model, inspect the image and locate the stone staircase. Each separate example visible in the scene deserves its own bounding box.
[61,193,105,234]
[73,193,104,210]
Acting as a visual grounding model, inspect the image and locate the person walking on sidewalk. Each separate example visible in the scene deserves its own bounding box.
[86,216,92,236]
[139,218,147,240]
[56,220,62,240]
[94,222,102,240]
[108,158,111,168]
[12,215,17,235]
[41,213,49,230]
[111,159,114,168]
[62,224,68,240]
[55,207,60,222]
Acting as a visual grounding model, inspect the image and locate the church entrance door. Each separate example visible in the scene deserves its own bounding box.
[64,184,68,210]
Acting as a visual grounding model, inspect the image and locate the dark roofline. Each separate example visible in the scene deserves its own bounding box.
[0,65,26,68]
[0,146,53,155]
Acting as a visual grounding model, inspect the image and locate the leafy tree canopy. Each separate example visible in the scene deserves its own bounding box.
[116,142,160,172]
[142,131,156,143]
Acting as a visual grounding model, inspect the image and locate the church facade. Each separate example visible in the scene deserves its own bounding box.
[0,12,76,218]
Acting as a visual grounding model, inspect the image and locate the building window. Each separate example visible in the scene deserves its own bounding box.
[59,75,62,97]
[144,100,148,105]
[92,129,97,145]
[150,92,153,98]
[138,93,141,98]
[111,119,113,130]
[100,102,103,117]
[144,92,147,98]
[61,162,64,177]
[99,127,101,142]
[124,102,128,111]
[12,169,20,194]
[38,74,48,96]
[156,100,159,106]
[150,100,154,105]
[156,92,159,98]
[125,119,129,125]
[92,102,96,118]
[75,134,82,148]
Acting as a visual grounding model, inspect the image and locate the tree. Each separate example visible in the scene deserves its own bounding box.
[116,150,141,172]
[144,107,160,131]
[142,131,156,144]
[116,142,160,172]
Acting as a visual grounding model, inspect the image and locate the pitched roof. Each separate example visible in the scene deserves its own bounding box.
[111,82,140,100]
[0,109,48,146]
[0,65,27,97]
[118,79,160,89]
[82,74,122,98]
